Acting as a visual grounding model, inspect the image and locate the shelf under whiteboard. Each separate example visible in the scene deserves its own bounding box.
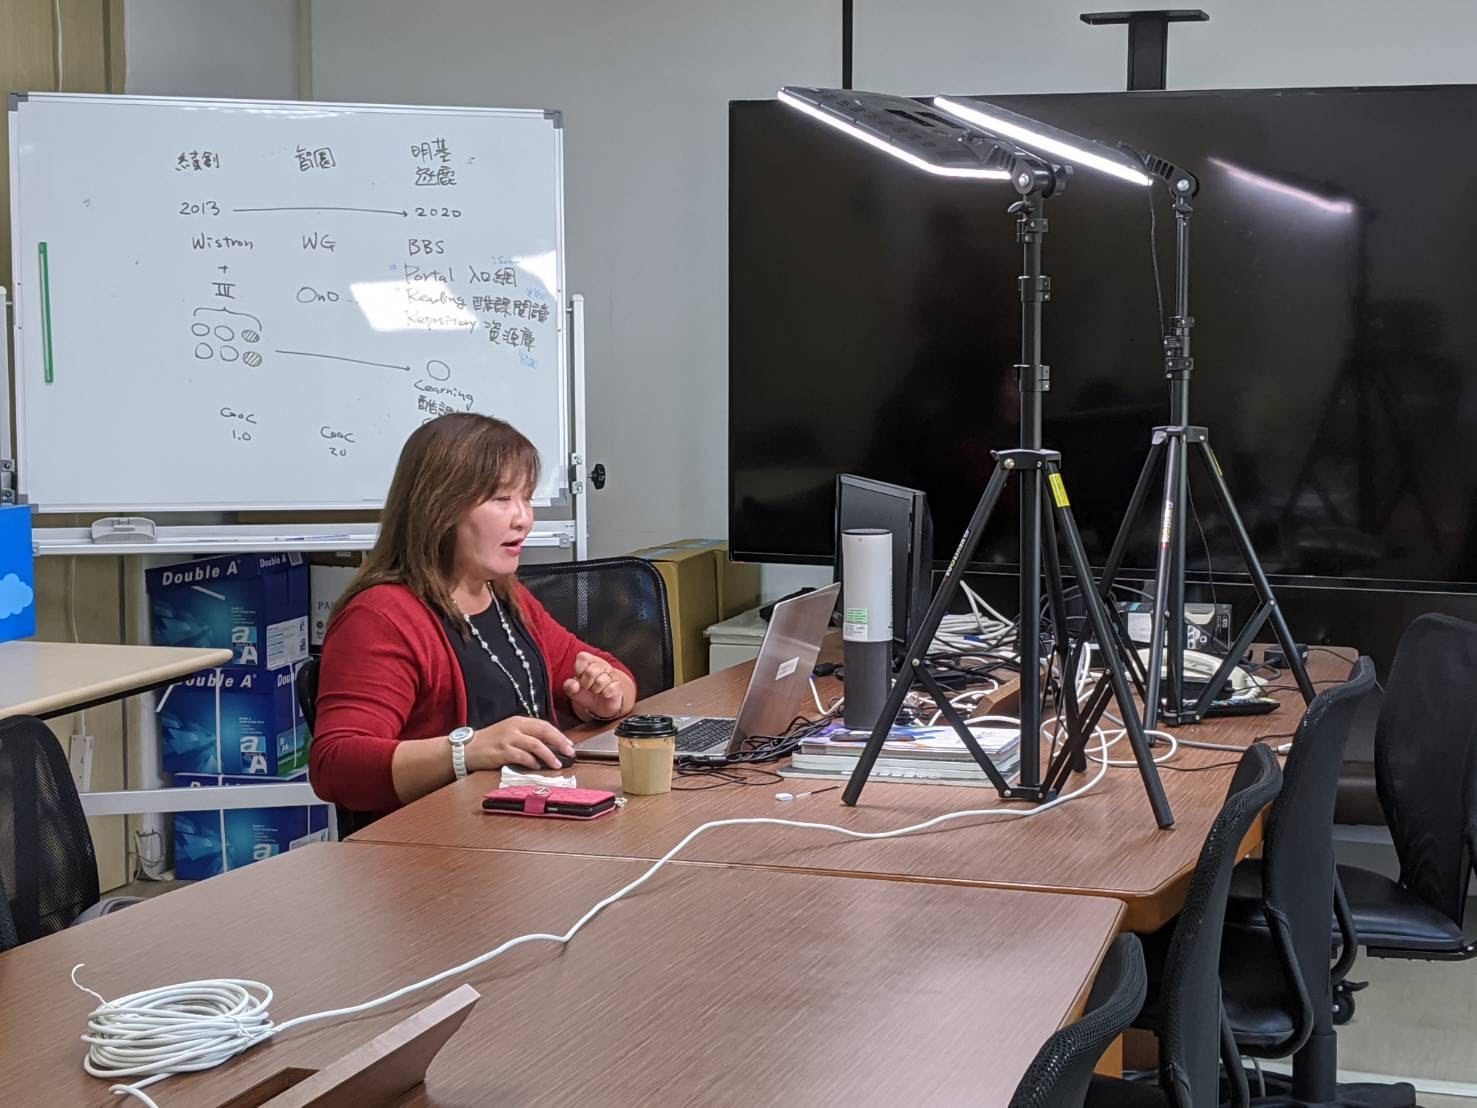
[31,520,577,556]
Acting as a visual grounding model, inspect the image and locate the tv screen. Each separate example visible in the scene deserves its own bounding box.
[729,85,1477,589]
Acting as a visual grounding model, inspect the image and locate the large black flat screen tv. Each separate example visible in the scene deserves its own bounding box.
[729,85,1477,590]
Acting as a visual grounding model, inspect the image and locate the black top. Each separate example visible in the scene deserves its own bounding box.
[443,598,550,729]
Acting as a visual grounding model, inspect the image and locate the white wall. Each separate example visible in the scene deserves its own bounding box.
[855,0,1477,94]
[309,0,837,561]
[125,0,300,99]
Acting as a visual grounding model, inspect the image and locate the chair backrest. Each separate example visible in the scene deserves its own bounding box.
[0,874,19,953]
[0,715,100,945]
[1261,657,1379,1048]
[519,557,674,710]
[1009,933,1148,1108]
[1159,743,1282,1108]
[1376,613,1477,928]
[296,656,321,732]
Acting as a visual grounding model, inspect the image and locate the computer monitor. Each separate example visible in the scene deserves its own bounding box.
[834,475,934,658]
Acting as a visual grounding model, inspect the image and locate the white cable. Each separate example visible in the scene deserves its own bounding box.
[808,675,841,718]
[72,727,1115,1107]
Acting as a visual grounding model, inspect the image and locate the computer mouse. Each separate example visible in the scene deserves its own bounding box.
[545,748,576,770]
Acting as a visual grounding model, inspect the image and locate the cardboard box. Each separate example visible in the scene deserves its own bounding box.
[309,557,360,649]
[147,552,309,670]
[627,540,761,684]
[629,541,720,684]
[171,773,330,879]
[0,505,36,644]
[714,542,760,621]
[158,666,310,777]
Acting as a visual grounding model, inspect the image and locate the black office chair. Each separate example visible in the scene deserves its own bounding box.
[1221,660,1414,1106]
[519,556,674,712]
[1089,744,1283,1108]
[296,656,320,732]
[0,715,140,948]
[1010,934,1148,1108]
[296,656,372,838]
[0,873,21,953]
[1331,614,1477,1016]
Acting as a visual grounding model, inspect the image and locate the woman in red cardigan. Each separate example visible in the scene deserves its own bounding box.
[310,413,636,815]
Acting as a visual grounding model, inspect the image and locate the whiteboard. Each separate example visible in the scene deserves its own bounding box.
[7,93,569,512]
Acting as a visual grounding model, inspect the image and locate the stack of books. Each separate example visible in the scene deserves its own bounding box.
[781,721,1021,787]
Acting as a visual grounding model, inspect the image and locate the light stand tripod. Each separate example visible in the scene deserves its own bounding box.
[1099,164,1316,728]
[840,162,1175,829]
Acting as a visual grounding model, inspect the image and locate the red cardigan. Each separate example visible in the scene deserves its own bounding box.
[309,582,633,814]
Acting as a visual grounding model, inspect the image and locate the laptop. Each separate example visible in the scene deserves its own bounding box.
[575,582,840,762]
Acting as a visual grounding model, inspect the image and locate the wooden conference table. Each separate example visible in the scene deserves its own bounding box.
[0,842,1123,1106]
[0,640,233,720]
[353,647,1353,932]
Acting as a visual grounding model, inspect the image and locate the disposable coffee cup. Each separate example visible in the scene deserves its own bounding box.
[615,714,677,795]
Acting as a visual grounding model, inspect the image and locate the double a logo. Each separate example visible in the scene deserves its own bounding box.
[231,625,259,666]
[240,733,268,774]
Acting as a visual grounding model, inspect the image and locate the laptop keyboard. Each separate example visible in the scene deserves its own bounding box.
[675,718,736,753]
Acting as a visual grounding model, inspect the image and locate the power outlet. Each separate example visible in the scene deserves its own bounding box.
[68,734,95,792]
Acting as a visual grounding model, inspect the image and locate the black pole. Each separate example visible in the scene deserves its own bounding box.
[841,0,853,89]
[1166,198,1193,716]
[1080,9,1209,92]
[1015,195,1049,790]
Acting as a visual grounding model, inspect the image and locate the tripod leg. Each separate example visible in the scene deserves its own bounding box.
[1039,482,1082,773]
[1196,442,1316,704]
[1045,461,1175,828]
[842,461,1015,806]
[1167,433,1189,722]
[1019,464,1044,791]
[1100,436,1165,592]
[1101,439,1166,692]
[1142,433,1183,731]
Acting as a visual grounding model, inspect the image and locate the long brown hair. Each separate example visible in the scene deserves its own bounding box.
[334,413,540,629]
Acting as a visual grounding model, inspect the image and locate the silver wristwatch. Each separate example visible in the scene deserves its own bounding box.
[449,726,474,780]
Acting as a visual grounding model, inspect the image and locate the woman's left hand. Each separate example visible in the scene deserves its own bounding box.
[563,652,628,720]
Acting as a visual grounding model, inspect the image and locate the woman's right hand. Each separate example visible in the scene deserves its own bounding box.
[467,716,574,771]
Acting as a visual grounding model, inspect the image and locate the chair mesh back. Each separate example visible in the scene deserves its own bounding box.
[1009,933,1148,1108]
[1263,658,1378,1010]
[1376,614,1477,927]
[1159,744,1282,1108]
[0,716,100,945]
[520,557,674,708]
[0,874,19,952]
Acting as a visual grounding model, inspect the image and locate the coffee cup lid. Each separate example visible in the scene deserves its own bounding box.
[615,714,678,737]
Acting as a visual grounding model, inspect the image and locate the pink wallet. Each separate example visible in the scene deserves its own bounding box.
[482,785,618,821]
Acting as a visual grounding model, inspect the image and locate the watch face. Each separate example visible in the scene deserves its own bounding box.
[450,727,474,744]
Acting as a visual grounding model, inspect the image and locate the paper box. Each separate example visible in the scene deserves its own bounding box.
[309,557,360,649]
[628,540,761,683]
[0,504,36,644]
[712,542,760,621]
[158,665,309,777]
[628,541,720,684]
[147,552,309,670]
[171,773,330,879]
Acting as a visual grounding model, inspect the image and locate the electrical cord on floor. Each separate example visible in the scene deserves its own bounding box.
[71,713,1122,1107]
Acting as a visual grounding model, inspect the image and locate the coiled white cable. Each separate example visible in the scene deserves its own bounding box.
[72,726,1116,1107]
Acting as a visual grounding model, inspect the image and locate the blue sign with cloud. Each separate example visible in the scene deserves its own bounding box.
[0,506,36,643]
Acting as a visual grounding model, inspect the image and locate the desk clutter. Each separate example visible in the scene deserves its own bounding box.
[147,552,328,878]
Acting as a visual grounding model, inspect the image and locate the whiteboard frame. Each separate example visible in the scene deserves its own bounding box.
[8,91,572,514]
